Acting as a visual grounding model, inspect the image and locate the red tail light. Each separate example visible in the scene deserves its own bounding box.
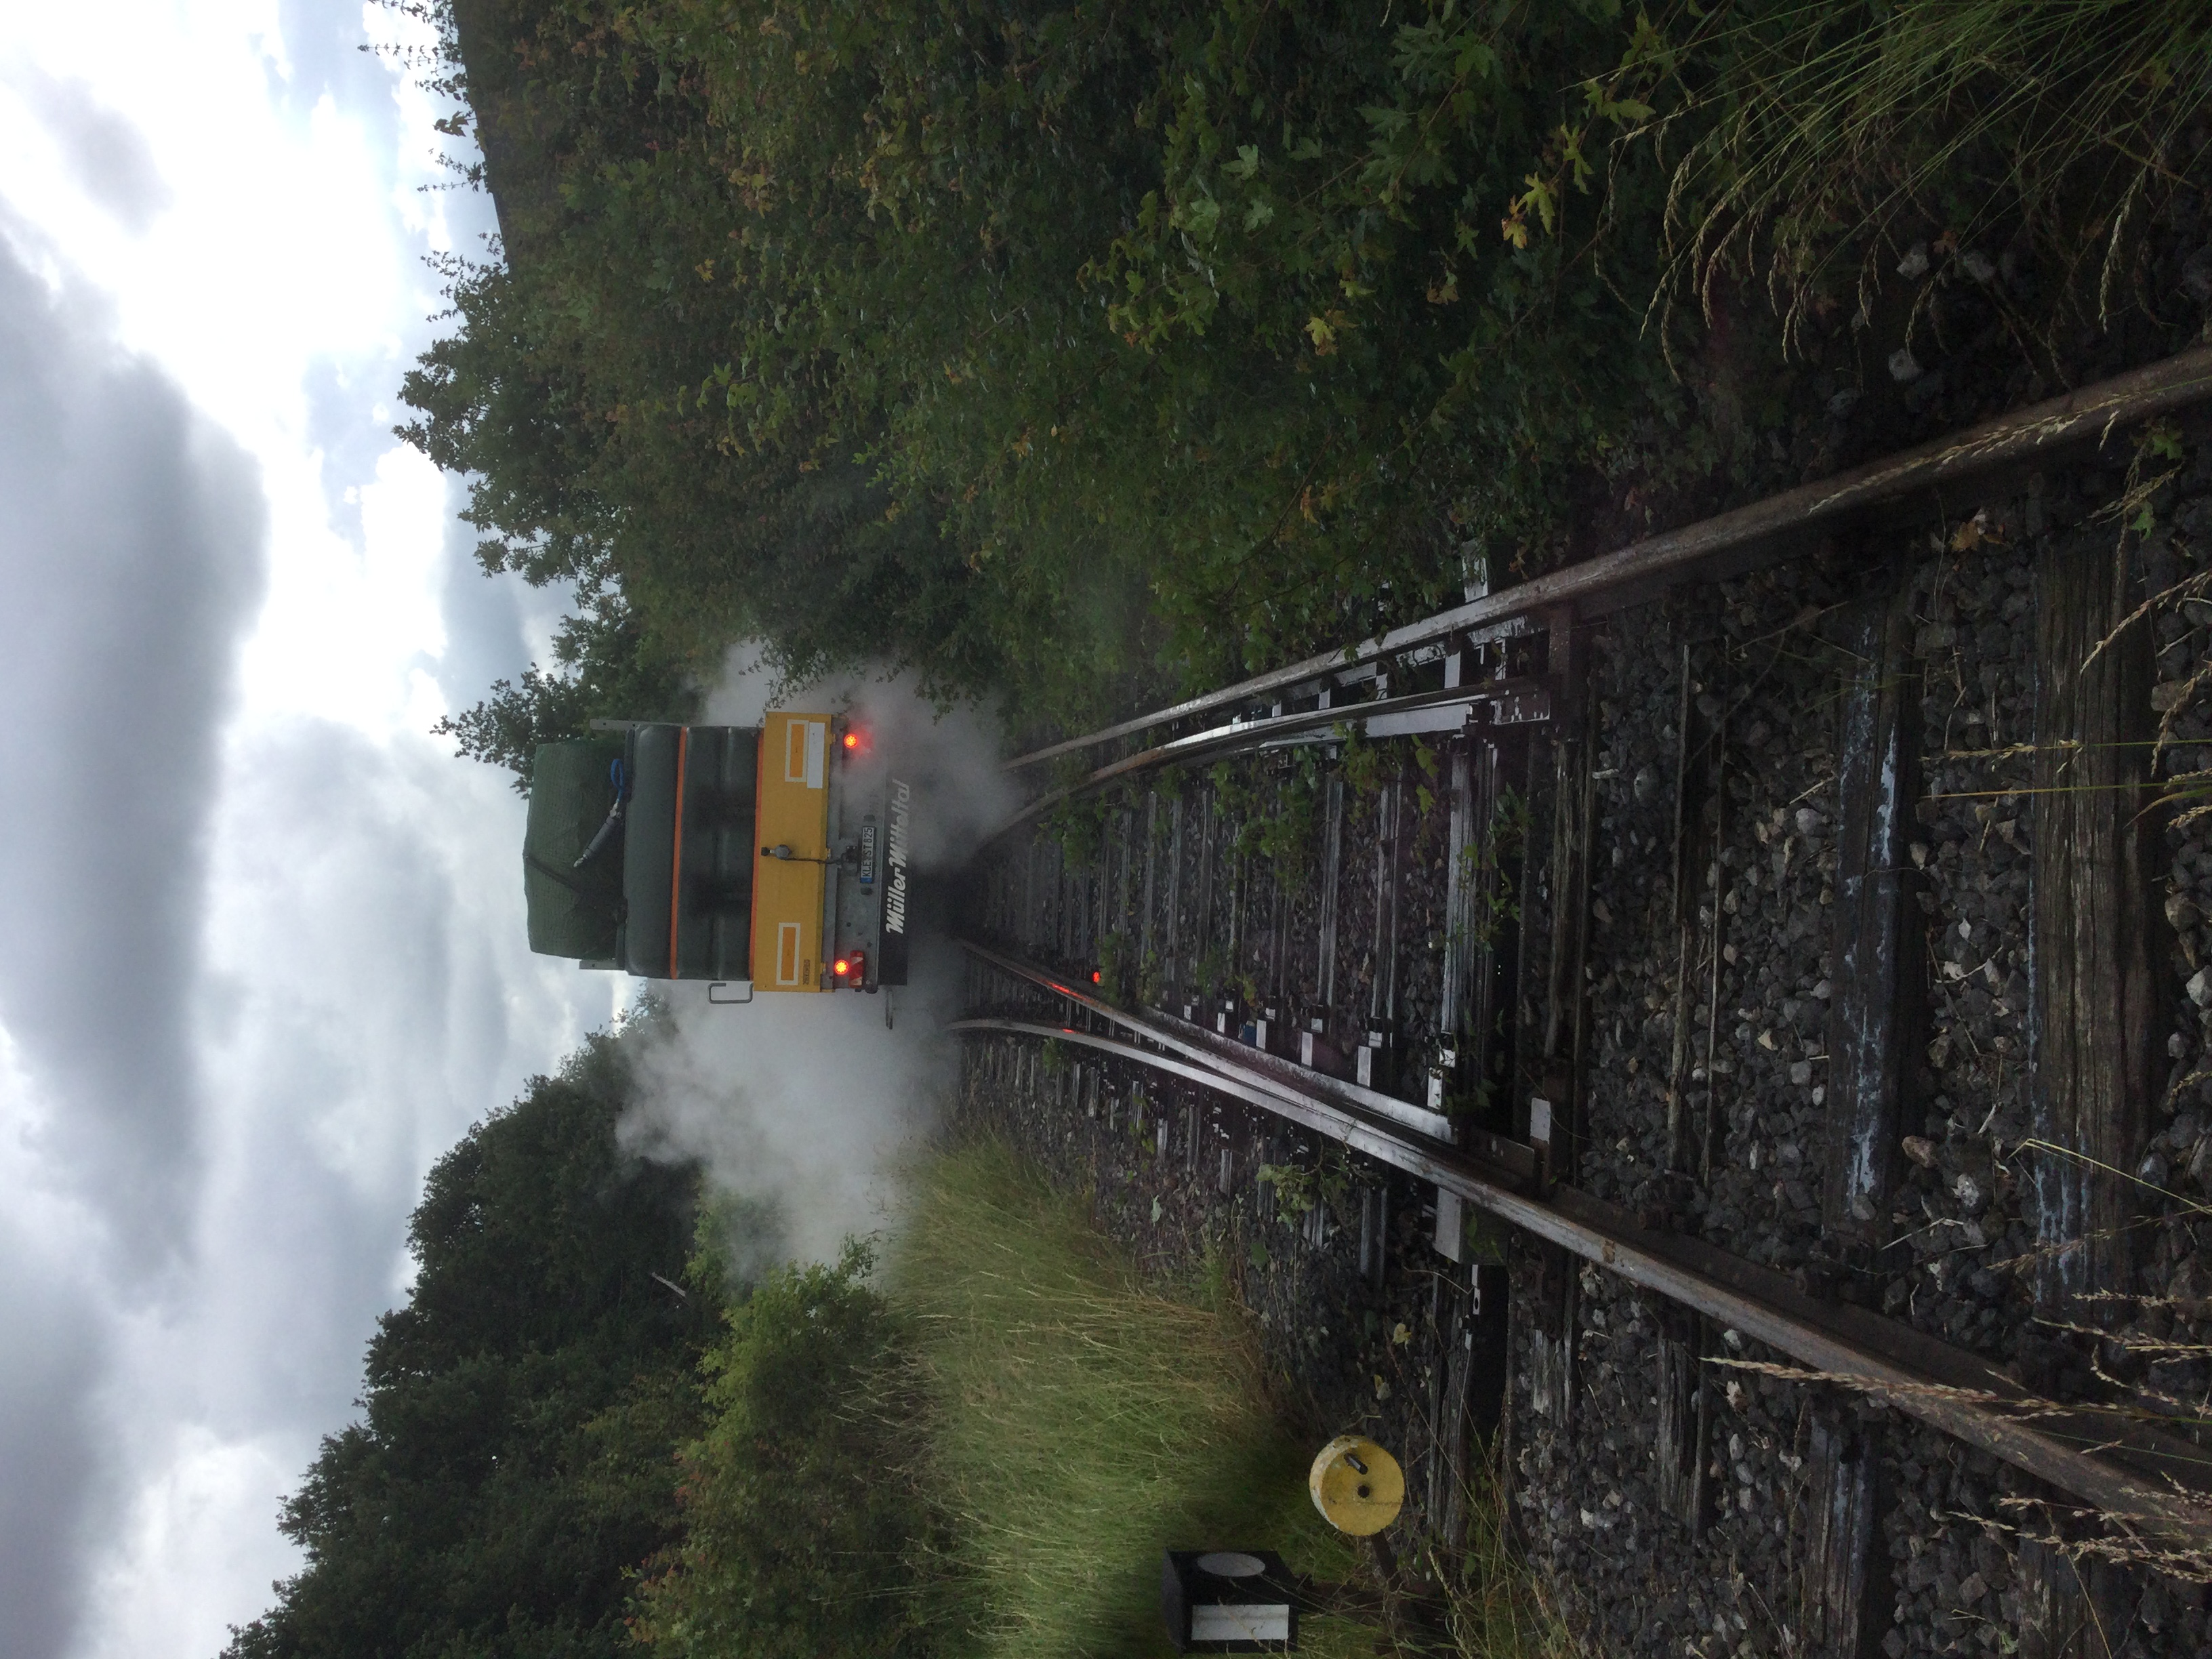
[833,958,851,977]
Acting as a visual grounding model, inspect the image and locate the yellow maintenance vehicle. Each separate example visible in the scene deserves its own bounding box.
[519,714,911,1000]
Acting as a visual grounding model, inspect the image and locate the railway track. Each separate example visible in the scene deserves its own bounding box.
[949,347,2212,1658]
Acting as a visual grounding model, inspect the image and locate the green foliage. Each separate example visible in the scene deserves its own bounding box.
[1122,1084,1153,1144]
[1336,724,1389,799]
[626,1144,1416,1659]
[1257,756,1324,874]
[1136,945,1166,1006]
[889,1143,1377,1658]
[1095,927,1130,1004]
[1458,783,1532,951]
[1602,1,2212,350]
[630,1243,943,1659]
[1192,941,1230,1001]
[1255,1150,1351,1232]
[1080,0,1682,650]
[407,0,2209,780]
[433,578,692,792]
[1210,754,1321,884]
[1460,1206,1512,1265]
[224,1031,724,1659]
[1041,790,1111,869]
[400,0,1693,750]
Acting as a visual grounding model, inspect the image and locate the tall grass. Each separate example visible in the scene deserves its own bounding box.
[1441,1440,1580,1659]
[888,1143,1373,1656]
[886,1142,1574,1658]
[1617,1,2212,344]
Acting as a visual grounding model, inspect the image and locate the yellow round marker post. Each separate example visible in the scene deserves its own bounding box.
[1307,1435,1404,1536]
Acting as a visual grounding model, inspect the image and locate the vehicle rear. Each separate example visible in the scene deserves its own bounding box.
[521,717,909,994]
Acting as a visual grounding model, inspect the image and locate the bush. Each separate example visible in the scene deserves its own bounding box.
[630,1243,945,1659]
[410,0,2211,777]
[890,1143,1374,1658]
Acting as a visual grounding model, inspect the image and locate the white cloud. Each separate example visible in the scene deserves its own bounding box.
[241,440,453,733]
[0,4,622,1657]
[2,3,419,434]
[78,1427,302,1659]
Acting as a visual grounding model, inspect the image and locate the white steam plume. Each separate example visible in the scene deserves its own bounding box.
[615,646,1019,1265]
[697,644,1021,867]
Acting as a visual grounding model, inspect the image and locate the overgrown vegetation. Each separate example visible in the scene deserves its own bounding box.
[1257,1147,1354,1231]
[630,1242,947,1658]
[430,578,691,790]
[1459,783,1532,953]
[1620,0,2212,352]
[885,1141,1379,1657]
[223,1028,724,1659]
[396,0,2211,783]
[229,1028,1570,1658]
[632,1141,1571,1656]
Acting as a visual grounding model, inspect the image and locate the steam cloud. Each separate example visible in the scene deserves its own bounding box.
[615,648,1021,1265]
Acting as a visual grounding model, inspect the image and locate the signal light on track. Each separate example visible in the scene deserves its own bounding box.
[1090,969,1102,984]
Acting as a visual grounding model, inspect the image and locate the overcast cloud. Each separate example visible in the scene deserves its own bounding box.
[0,232,265,1653]
[0,237,266,1271]
[17,69,173,233]
[0,6,623,1656]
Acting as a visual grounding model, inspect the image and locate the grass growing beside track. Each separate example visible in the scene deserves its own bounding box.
[632,1136,1572,1658]
[890,1141,1371,1657]
[889,1141,1572,1658]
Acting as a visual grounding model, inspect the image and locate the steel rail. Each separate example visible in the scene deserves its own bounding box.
[958,939,1496,1156]
[950,1016,1249,1085]
[956,939,2212,1547]
[959,935,1523,1159]
[992,677,1544,835]
[949,1015,1486,1170]
[1006,344,2212,774]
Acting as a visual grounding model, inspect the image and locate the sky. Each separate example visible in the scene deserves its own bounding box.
[0,4,633,1654]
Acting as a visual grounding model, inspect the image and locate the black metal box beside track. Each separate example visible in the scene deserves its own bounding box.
[1160,1549,1298,1652]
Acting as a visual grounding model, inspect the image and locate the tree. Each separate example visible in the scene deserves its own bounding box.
[403,0,1680,735]
[224,1031,724,1659]
[409,0,2212,749]
[430,576,690,792]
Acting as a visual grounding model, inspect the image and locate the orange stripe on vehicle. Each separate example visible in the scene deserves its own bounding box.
[668,726,689,979]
